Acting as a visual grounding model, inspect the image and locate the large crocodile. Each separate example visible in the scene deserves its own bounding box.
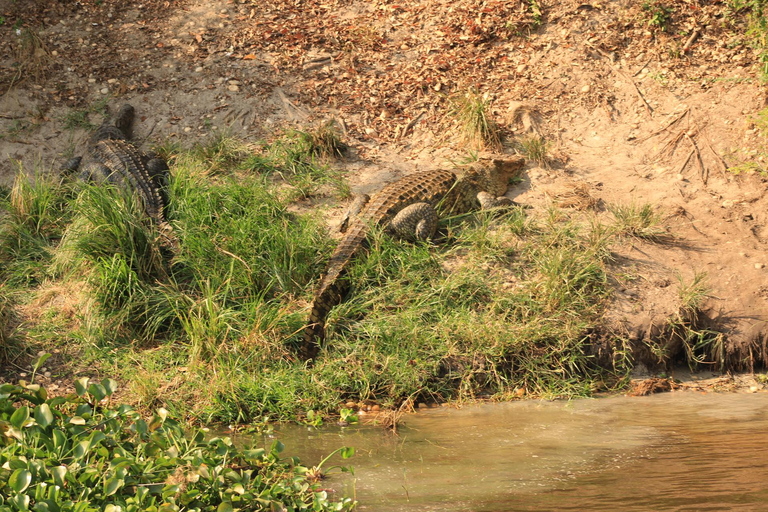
[301,154,526,360]
[62,104,170,224]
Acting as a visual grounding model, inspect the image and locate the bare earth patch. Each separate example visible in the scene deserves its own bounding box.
[2,0,768,389]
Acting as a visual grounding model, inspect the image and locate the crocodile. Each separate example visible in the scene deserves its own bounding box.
[62,104,170,225]
[301,154,526,360]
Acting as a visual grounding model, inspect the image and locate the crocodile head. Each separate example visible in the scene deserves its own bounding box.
[464,154,526,196]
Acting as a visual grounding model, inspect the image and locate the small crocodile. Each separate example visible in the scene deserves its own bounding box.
[301,154,526,360]
[62,104,170,224]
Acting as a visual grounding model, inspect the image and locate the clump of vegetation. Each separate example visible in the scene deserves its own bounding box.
[641,1,674,32]
[728,0,768,80]
[60,99,111,131]
[6,27,51,90]
[516,134,550,168]
[242,128,349,198]
[608,202,670,242]
[296,120,347,160]
[668,272,724,370]
[0,130,659,425]
[448,88,502,150]
[0,366,355,511]
[0,170,72,286]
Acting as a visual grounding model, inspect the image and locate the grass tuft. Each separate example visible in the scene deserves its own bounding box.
[608,202,671,242]
[448,87,502,150]
[516,134,550,168]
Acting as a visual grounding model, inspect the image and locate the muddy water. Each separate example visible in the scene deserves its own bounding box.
[265,392,768,511]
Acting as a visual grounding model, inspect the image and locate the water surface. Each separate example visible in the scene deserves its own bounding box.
[264,392,768,511]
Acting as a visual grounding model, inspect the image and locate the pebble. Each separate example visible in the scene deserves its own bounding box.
[88,78,97,83]
[581,84,590,93]
[516,63,527,73]
[100,87,108,94]
[107,78,117,84]
[51,50,58,56]
[756,263,765,269]
[344,401,356,409]
[195,66,204,72]
[184,127,192,132]
[227,84,239,92]
[749,385,759,393]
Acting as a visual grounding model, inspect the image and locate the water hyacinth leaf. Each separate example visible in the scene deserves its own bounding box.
[216,502,234,512]
[34,404,54,428]
[9,457,29,470]
[74,377,89,397]
[52,428,66,448]
[87,383,107,403]
[10,406,30,429]
[270,440,285,455]
[148,408,168,431]
[9,468,32,493]
[51,466,67,486]
[8,494,30,511]
[73,439,91,459]
[104,476,124,496]
[101,378,118,396]
[32,501,49,512]
[32,353,51,373]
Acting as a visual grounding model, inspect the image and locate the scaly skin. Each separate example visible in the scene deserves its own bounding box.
[63,104,170,225]
[301,155,526,360]
[85,138,167,223]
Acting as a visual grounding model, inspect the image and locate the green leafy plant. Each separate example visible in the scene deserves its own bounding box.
[642,1,674,32]
[0,367,356,511]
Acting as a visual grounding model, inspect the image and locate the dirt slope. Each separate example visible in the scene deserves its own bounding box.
[2,0,768,371]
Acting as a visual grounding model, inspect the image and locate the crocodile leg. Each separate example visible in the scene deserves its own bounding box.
[388,202,438,241]
[78,161,112,184]
[477,191,515,209]
[339,194,370,233]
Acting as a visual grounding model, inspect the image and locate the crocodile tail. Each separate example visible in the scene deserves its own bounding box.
[113,104,135,139]
[301,277,347,361]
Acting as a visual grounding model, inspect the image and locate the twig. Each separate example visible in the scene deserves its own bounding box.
[682,26,704,54]
[216,246,252,273]
[688,135,707,184]
[675,147,696,176]
[628,77,654,116]
[633,57,654,77]
[700,132,729,176]
[591,43,654,116]
[642,107,689,141]
[657,130,685,160]
[401,110,425,138]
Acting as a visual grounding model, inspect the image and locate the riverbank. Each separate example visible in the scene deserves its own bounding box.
[3,0,768,424]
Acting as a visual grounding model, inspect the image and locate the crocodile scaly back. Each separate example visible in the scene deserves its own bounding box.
[301,155,525,361]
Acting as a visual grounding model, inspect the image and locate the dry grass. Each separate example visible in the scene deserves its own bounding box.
[449,88,502,150]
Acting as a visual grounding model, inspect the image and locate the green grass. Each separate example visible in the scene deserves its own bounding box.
[516,134,550,168]
[1,132,640,425]
[448,87,502,150]
[608,202,671,243]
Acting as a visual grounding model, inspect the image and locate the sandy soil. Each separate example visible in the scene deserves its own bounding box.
[2,0,768,377]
